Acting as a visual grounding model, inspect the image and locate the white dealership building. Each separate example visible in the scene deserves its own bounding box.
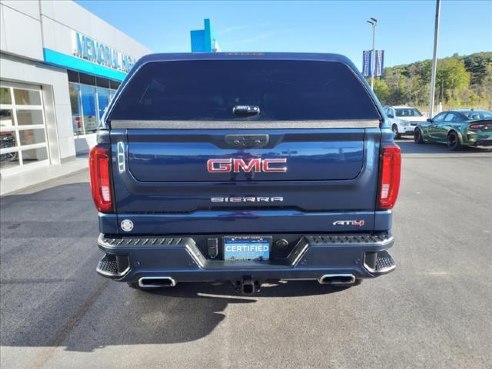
[0,0,149,176]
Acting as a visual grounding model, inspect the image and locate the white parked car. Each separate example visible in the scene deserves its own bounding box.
[383,106,427,139]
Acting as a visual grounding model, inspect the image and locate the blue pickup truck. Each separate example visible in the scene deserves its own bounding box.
[91,53,401,294]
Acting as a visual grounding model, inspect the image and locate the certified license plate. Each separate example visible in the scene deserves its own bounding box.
[223,236,271,261]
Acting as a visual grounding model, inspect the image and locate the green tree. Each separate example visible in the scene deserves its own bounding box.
[373,78,390,104]
[384,69,408,105]
[378,52,489,109]
[463,52,492,86]
[436,58,470,103]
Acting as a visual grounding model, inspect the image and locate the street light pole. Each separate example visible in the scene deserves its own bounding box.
[367,18,378,90]
[428,0,441,117]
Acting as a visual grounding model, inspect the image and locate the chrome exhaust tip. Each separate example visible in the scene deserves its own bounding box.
[138,277,177,288]
[318,274,356,286]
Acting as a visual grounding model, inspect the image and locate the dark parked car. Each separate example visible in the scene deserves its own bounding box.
[90,53,401,294]
[414,109,492,150]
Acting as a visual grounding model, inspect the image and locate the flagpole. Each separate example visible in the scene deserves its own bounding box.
[428,0,441,117]
[367,18,378,90]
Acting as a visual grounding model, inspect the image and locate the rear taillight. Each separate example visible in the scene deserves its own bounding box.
[469,123,485,130]
[89,146,113,213]
[378,144,401,209]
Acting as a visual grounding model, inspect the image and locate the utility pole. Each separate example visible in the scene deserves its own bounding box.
[367,18,377,90]
[428,0,441,117]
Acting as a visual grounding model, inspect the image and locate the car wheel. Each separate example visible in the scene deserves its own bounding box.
[414,128,424,144]
[392,125,401,139]
[447,131,462,151]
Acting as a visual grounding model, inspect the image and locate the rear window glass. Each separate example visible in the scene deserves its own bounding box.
[395,108,423,117]
[109,60,380,121]
[462,111,492,120]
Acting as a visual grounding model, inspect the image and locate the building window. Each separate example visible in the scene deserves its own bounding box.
[0,87,12,104]
[69,83,83,135]
[0,83,49,172]
[68,72,118,136]
[96,87,110,121]
[81,84,98,134]
[14,89,42,105]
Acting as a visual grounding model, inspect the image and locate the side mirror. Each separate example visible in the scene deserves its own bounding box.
[426,118,433,123]
[388,114,394,118]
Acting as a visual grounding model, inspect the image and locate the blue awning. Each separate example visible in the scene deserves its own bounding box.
[43,48,127,82]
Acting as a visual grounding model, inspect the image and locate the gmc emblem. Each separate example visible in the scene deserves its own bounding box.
[207,158,287,173]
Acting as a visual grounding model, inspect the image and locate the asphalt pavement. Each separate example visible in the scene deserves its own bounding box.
[1,139,491,369]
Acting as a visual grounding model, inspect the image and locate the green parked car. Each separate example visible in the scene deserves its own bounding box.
[414,109,492,150]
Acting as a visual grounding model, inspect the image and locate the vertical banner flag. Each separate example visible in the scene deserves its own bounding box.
[362,50,384,77]
[375,50,384,76]
[363,50,371,77]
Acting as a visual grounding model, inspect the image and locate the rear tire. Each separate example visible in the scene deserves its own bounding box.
[392,125,401,140]
[414,128,424,144]
[447,131,462,151]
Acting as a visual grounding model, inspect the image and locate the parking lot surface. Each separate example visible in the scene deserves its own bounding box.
[1,140,491,369]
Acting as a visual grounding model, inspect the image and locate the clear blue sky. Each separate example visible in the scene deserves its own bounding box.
[76,0,491,69]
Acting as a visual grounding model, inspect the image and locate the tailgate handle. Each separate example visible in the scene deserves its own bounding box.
[225,134,269,148]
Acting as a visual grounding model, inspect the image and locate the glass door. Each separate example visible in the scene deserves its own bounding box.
[0,82,49,173]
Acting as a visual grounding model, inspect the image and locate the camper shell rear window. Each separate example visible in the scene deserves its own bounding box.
[109,60,380,121]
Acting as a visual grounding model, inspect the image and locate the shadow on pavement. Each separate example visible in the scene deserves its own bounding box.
[148,279,350,298]
[69,281,348,352]
[2,278,348,352]
[1,181,349,352]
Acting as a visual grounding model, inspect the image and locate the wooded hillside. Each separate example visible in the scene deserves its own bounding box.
[372,52,492,110]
